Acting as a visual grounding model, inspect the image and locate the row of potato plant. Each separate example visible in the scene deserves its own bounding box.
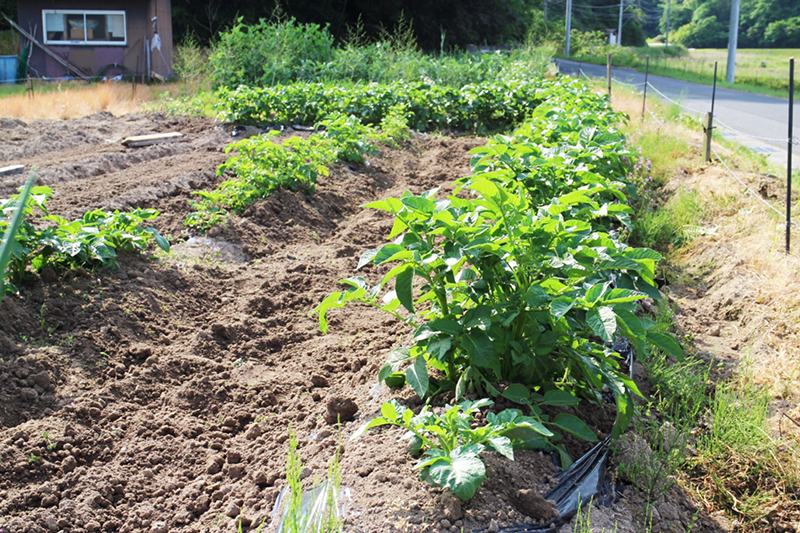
[186,112,409,230]
[0,184,170,293]
[315,79,682,500]
[215,80,555,134]
[193,79,582,229]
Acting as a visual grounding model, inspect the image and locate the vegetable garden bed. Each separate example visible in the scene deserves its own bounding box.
[0,83,730,533]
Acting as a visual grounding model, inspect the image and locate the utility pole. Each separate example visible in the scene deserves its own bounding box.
[617,0,624,47]
[665,0,671,46]
[565,0,573,56]
[726,0,740,83]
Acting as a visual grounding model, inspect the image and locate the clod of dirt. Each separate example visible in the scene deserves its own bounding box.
[439,491,464,521]
[30,370,52,391]
[211,323,234,341]
[127,343,152,360]
[311,374,330,388]
[39,267,58,283]
[324,397,358,424]
[245,424,262,440]
[511,489,558,520]
[205,454,225,475]
[61,455,77,473]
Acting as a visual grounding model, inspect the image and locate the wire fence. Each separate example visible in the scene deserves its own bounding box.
[712,146,800,229]
[567,59,800,249]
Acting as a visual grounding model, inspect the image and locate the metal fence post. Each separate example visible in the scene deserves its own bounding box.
[704,113,713,163]
[607,54,612,98]
[711,62,718,117]
[787,57,794,254]
[642,57,649,119]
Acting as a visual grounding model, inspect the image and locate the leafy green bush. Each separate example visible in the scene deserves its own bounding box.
[209,18,334,88]
[207,18,552,89]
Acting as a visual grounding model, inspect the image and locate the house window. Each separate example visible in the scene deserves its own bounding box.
[43,10,126,46]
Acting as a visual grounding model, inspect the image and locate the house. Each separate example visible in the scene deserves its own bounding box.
[14,0,172,80]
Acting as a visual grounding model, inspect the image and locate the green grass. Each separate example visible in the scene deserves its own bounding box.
[622,102,800,530]
[567,45,800,99]
[631,187,706,252]
[637,48,799,98]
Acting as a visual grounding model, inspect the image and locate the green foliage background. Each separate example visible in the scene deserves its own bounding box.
[171,0,649,51]
[663,0,800,48]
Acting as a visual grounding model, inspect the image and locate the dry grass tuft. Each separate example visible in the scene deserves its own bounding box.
[0,82,172,119]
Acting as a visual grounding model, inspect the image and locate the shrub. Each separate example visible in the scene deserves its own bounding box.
[209,18,334,88]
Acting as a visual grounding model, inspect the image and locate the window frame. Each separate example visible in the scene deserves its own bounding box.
[42,10,127,46]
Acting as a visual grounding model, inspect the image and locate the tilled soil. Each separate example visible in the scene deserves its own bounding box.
[0,114,574,533]
[0,113,733,533]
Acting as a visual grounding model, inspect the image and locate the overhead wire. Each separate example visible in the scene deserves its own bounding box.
[645,81,702,114]
[712,116,793,144]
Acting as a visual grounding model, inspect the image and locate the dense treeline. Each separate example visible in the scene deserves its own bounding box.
[663,0,800,48]
[171,0,648,51]
[172,0,535,51]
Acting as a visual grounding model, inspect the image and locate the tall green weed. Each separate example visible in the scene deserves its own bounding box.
[209,18,334,88]
[208,20,553,89]
[0,171,36,300]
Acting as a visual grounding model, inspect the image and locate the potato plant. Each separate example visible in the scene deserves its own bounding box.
[186,113,406,230]
[352,399,553,500]
[215,80,551,133]
[0,185,169,292]
[316,81,682,500]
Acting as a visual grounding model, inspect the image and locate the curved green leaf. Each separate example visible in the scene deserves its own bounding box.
[553,413,598,442]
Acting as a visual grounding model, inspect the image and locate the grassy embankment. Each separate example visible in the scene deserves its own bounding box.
[612,84,800,531]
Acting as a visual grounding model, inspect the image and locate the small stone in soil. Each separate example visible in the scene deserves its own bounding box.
[225,501,240,518]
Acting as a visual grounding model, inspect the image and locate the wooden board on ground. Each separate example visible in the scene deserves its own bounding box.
[0,165,24,177]
[121,132,184,148]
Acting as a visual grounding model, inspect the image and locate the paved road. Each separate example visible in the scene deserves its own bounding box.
[556,58,800,172]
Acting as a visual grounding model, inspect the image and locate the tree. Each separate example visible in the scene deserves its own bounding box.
[764,17,800,48]
[663,0,800,48]
[171,0,539,51]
